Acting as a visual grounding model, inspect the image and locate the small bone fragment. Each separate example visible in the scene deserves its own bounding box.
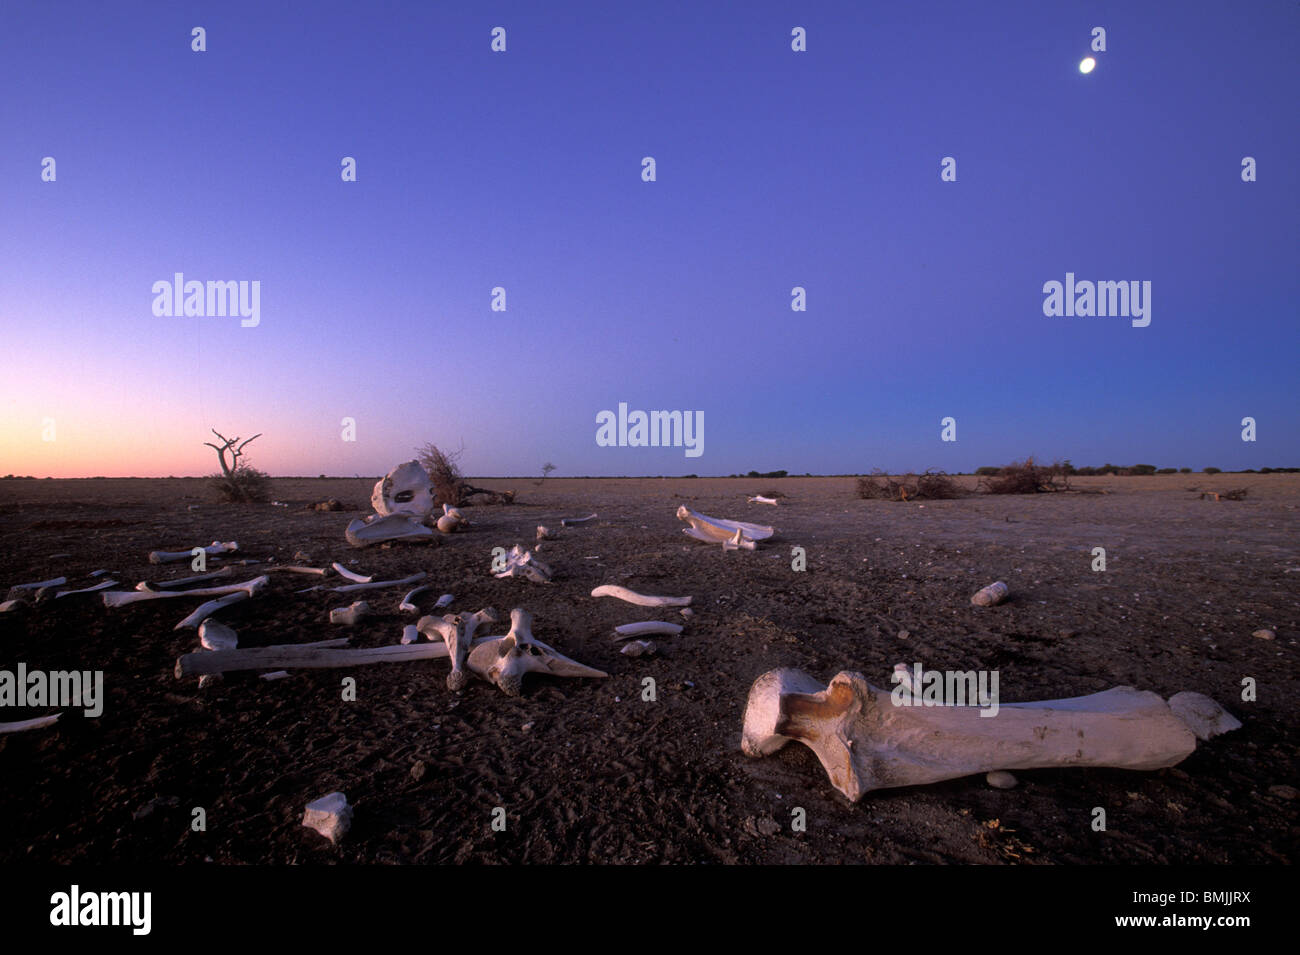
[302,792,352,845]
[329,572,426,594]
[399,584,433,613]
[1252,629,1275,641]
[467,608,608,696]
[971,581,1009,606]
[591,584,691,608]
[560,513,597,527]
[614,621,683,639]
[0,599,30,613]
[536,525,556,540]
[176,637,480,677]
[89,569,114,578]
[138,567,237,590]
[331,563,372,583]
[986,771,1018,789]
[103,576,269,608]
[149,541,238,564]
[329,601,371,625]
[0,714,61,734]
[259,670,291,681]
[401,624,420,645]
[434,593,453,609]
[199,619,239,651]
[345,514,436,547]
[493,545,553,583]
[748,495,779,505]
[741,669,1240,801]
[621,640,658,657]
[174,592,251,630]
[680,608,693,618]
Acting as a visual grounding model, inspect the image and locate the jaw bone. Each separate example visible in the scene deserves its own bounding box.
[467,608,607,697]
[676,506,774,550]
[371,460,436,520]
[418,607,499,690]
[741,668,1241,802]
[345,514,436,547]
[149,541,239,565]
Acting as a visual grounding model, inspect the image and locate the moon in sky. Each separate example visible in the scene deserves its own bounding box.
[1079,57,1096,74]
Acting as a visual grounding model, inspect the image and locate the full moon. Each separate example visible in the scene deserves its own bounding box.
[1079,57,1096,74]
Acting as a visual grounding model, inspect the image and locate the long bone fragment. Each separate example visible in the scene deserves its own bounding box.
[149,541,238,564]
[560,513,597,527]
[748,495,779,505]
[467,608,607,696]
[0,714,62,734]
[330,563,372,583]
[591,585,691,608]
[176,637,495,678]
[613,621,684,639]
[262,565,331,576]
[399,584,433,613]
[138,567,237,590]
[103,576,269,608]
[345,514,436,547]
[174,592,251,630]
[741,668,1241,802]
[55,580,119,598]
[7,576,67,593]
[418,607,499,690]
[676,505,774,550]
[329,572,426,594]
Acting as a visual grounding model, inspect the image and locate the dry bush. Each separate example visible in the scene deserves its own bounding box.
[1220,488,1249,501]
[416,442,515,506]
[857,469,963,501]
[979,457,1071,495]
[210,465,271,503]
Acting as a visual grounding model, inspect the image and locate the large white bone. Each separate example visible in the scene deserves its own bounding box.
[345,514,436,547]
[329,572,426,594]
[329,601,371,625]
[371,460,435,519]
[467,608,608,696]
[330,563,372,583]
[741,668,1241,802]
[493,544,553,583]
[591,585,691,608]
[418,607,499,690]
[748,495,779,505]
[174,592,251,630]
[149,541,238,564]
[102,576,268,608]
[676,505,773,549]
[176,636,494,677]
[613,621,683,639]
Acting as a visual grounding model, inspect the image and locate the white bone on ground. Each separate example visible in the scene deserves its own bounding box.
[330,562,373,583]
[590,585,691,608]
[8,576,67,592]
[143,567,236,590]
[399,584,433,613]
[175,592,251,630]
[400,624,420,645]
[259,670,291,681]
[0,714,62,734]
[621,640,658,657]
[971,581,1009,607]
[103,576,268,608]
[614,621,683,639]
[149,541,238,564]
[560,513,597,526]
[434,593,453,609]
[302,792,352,844]
[747,496,779,505]
[329,572,426,594]
[329,601,371,625]
[199,619,239,651]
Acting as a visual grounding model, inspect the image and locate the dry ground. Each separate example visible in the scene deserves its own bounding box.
[0,474,1296,864]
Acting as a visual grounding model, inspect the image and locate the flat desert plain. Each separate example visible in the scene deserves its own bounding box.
[0,474,1296,864]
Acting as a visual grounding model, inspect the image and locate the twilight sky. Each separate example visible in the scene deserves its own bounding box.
[1,0,1296,478]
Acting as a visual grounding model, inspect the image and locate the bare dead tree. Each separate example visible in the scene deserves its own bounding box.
[205,429,269,502]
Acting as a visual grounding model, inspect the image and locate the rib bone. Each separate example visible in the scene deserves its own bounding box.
[591,585,691,608]
[329,572,426,594]
[741,668,1241,802]
[102,576,268,608]
[331,563,372,583]
[399,584,433,613]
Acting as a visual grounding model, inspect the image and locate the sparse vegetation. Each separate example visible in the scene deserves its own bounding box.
[979,457,1071,494]
[416,442,515,506]
[857,469,964,501]
[204,429,270,503]
[1204,467,1222,474]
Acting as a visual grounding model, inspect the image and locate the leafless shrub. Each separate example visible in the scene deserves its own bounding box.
[979,457,1071,495]
[857,469,963,501]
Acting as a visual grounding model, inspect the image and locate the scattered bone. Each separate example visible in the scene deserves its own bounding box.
[401,624,420,645]
[302,792,352,845]
[680,607,693,618]
[986,771,1018,789]
[345,514,436,547]
[399,584,433,613]
[330,563,373,583]
[175,592,251,630]
[103,576,269,608]
[621,640,658,657]
[329,601,371,625]
[199,619,239,651]
[560,513,597,527]
[493,544,553,583]
[740,668,1240,802]
[437,504,468,533]
[138,567,237,591]
[176,637,477,677]
[329,571,426,595]
[1252,629,1275,641]
[748,495,779,505]
[536,525,556,540]
[971,581,1009,607]
[263,565,331,576]
[88,569,114,578]
[591,584,691,608]
[467,608,608,696]
[418,608,499,690]
[676,505,775,552]
[260,670,291,681]
[434,593,453,609]
[6,576,67,600]
[0,598,31,613]
[614,621,683,639]
[1167,691,1245,740]
[372,460,436,519]
[149,541,238,564]
[436,514,459,533]
[0,714,61,734]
